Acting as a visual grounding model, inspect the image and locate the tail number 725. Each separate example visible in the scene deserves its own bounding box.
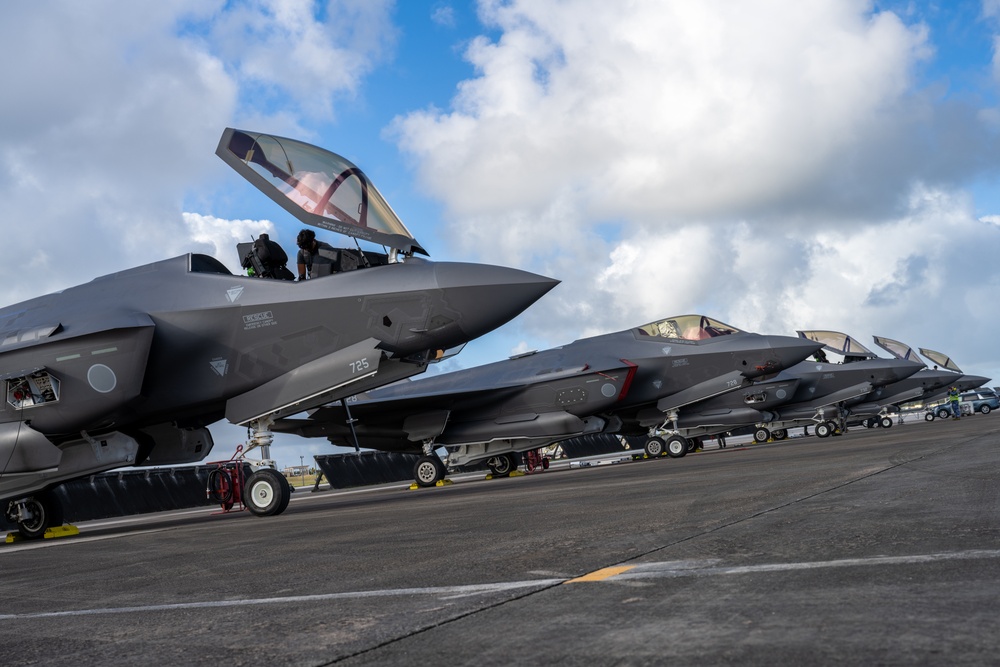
[350,358,371,373]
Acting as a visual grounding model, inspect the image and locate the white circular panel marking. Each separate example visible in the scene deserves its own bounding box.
[88,364,117,393]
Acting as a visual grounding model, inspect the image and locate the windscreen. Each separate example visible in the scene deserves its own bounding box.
[217,128,426,255]
[918,348,962,372]
[873,336,925,365]
[798,330,875,357]
[637,315,741,341]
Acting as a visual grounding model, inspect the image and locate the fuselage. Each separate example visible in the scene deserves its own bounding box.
[0,253,556,441]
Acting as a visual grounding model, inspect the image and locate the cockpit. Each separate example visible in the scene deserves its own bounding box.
[636,315,741,341]
[798,330,877,364]
[216,128,427,258]
[919,348,963,373]
[873,336,926,365]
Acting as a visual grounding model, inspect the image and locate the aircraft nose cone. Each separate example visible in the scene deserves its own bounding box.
[434,261,559,341]
[884,360,924,383]
[769,336,825,371]
[959,374,990,389]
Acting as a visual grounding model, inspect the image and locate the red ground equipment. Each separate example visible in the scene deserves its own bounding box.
[205,445,252,513]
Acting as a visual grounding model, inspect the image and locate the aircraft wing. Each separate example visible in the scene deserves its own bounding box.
[655,370,751,412]
[788,381,874,411]
[857,387,925,410]
[225,338,387,425]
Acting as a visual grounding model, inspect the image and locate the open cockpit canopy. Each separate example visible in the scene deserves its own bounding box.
[798,330,876,361]
[918,348,962,373]
[636,315,742,341]
[872,336,926,365]
[216,128,427,256]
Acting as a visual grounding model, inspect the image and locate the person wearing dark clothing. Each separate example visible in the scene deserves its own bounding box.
[295,229,337,280]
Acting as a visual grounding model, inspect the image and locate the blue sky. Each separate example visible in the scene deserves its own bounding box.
[4,1,1000,469]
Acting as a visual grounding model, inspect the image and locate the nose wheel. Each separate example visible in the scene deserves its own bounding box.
[244,469,292,516]
[414,455,447,487]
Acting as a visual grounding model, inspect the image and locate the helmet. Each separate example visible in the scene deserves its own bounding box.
[296,228,315,249]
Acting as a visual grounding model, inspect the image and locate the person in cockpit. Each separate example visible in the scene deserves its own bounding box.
[296,229,337,280]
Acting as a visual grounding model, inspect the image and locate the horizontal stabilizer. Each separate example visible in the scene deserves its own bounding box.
[226,338,382,425]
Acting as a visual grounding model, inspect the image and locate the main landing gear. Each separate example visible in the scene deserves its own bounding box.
[814,420,848,438]
[486,452,520,477]
[861,416,895,429]
[643,434,689,459]
[644,408,691,459]
[5,490,64,539]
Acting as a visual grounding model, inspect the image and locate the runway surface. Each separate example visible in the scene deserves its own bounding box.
[2,415,999,665]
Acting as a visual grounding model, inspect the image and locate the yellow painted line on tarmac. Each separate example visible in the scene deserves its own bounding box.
[564,566,636,583]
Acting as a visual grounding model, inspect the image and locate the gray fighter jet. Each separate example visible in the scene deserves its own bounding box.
[741,330,923,439]
[845,336,968,425]
[904,348,991,418]
[274,314,821,484]
[917,348,990,394]
[0,128,556,538]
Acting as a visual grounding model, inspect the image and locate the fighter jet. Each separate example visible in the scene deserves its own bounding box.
[274,314,821,484]
[745,330,923,439]
[841,336,967,426]
[0,128,557,538]
[917,348,990,394]
[901,347,991,418]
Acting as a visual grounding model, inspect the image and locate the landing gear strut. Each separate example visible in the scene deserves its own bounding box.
[646,409,689,459]
[413,441,448,487]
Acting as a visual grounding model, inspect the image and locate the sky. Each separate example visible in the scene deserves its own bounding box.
[3,0,1000,470]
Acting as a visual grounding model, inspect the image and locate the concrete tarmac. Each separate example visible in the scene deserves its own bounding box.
[1,415,998,665]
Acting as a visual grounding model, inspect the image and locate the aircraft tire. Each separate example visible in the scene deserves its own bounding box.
[244,469,290,517]
[815,422,833,438]
[644,437,665,458]
[772,429,788,441]
[924,412,935,422]
[414,456,446,487]
[753,427,770,444]
[10,491,63,540]
[665,436,688,458]
[486,453,518,477]
[880,417,893,428]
